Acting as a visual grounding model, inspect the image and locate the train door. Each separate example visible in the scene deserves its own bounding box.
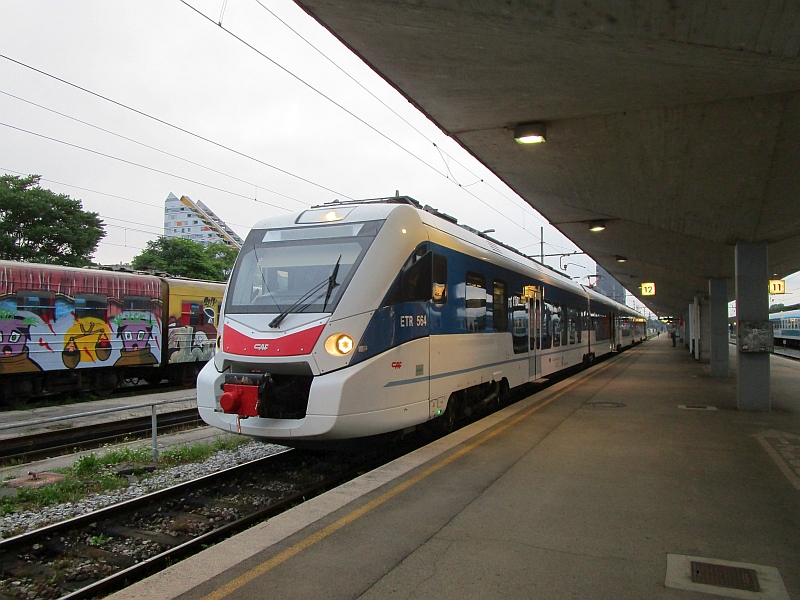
[528,287,542,379]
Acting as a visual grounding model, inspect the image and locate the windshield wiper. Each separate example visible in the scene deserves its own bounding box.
[269,257,344,328]
[268,279,329,328]
[322,255,342,312]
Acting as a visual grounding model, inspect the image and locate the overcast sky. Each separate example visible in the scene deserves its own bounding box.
[2,1,797,314]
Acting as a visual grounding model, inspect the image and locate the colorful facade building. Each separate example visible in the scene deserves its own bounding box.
[163,193,243,248]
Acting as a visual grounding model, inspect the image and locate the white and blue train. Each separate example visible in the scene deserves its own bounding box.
[197,197,645,442]
[770,309,800,350]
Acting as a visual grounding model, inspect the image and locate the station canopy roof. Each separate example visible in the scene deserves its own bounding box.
[295,0,800,316]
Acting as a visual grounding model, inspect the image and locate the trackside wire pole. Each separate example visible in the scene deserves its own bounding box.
[541,227,544,263]
[152,405,158,462]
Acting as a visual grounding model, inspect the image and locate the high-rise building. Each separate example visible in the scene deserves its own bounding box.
[593,265,627,304]
[163,193,243,248]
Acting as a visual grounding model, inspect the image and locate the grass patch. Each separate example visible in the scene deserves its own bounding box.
[160,436,245,466]
[96,446,153,466]
[0,436,250,518]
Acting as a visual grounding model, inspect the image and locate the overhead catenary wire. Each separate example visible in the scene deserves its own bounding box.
[0,89,309,208]
[0,52,351,199]
[184,0,551,237]
[0,166,251,230]
[251,0,548,228]
[0,26,556,251]
[0,121,293,212]
[179,1,449,180]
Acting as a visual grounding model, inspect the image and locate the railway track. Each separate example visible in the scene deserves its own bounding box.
[0,408,202,467]
[0,447,389,600]
[0,347,630,599]
[774,347,800,360]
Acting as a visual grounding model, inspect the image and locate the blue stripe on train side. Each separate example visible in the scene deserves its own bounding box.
[350,242,595,366]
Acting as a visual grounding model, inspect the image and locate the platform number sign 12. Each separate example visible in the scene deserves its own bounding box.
[769,279,786,294]
[641,282,656,296]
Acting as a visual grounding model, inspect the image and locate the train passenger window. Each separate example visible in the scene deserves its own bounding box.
[432,254,447,305]
[492,280,508,332]
[465,272,487,332]
[16,291,55,322]
[565,307,575,345]
[123,296,153,312]
[75,294,108,321]
[550,302,562,347]
[181,301,203,326]
[510,295,527,353]
[530,296,541,351]
[540,301,553,350]
[580,308,589,343]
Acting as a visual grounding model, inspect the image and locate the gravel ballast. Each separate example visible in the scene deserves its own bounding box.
[0,440,287,539]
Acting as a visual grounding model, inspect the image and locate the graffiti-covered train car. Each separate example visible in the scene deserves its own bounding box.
[0,260,225,402]
[164,278,223,375]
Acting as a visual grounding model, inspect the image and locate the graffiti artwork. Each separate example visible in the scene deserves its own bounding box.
[0,263,163,375]
[0,312,42,374]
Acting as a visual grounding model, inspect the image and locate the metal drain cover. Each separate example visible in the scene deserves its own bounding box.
[691,561,760,592]
[585,402,626,408]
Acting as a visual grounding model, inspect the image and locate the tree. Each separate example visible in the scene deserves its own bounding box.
[132,237,238,281]
[204,241,239,281]
[0,174,105,266]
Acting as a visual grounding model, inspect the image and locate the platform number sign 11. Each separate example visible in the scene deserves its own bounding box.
[641,282,656,296]
[769,279,786,294]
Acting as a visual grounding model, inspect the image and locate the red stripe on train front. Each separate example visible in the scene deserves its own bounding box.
[222,324,325,356]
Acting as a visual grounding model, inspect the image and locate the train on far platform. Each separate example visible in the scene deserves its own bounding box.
[0,260,225,402]
[197,197,645,443]
[770,308,800,350]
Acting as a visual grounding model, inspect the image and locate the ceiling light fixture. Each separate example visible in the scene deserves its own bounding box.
[615,255,627,262]
[588,220,606,232]
[514,122,546,144]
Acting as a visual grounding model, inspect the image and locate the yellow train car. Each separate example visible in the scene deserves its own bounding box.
[163,278,226,382]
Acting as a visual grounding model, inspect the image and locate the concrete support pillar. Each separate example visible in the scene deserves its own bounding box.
[698,295,711,363]
[709,278,730,377]
[690,300,699,358]
[735,242,770,411]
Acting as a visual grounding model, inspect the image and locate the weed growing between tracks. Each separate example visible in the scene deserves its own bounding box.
[0,437,248,515]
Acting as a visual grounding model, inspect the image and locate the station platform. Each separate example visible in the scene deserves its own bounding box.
[109,337,800,600]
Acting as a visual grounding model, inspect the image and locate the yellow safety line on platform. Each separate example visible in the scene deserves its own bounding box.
[201,348,636,600]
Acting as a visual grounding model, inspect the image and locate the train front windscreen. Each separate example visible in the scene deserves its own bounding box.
[226,220,384,315]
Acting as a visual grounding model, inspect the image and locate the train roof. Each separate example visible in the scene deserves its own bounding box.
[0,259,161,282]
[249,196,644,318]
[770,308,800,319]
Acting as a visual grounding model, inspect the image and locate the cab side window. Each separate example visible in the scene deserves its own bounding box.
[383,247,433,306]
[432,254,448,305]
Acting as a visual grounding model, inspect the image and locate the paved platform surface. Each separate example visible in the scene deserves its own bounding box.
[108,337,800,600]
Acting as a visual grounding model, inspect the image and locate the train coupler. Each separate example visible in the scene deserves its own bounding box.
[219,373,265,417]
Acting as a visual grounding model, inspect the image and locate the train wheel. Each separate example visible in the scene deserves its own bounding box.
[93,372,119,397]
[499,379,510,403]
[437,393,459,434]
[180,363,202,387]
[145,373,164,386]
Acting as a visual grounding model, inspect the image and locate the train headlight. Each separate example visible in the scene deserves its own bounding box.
[325,333,354,356]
